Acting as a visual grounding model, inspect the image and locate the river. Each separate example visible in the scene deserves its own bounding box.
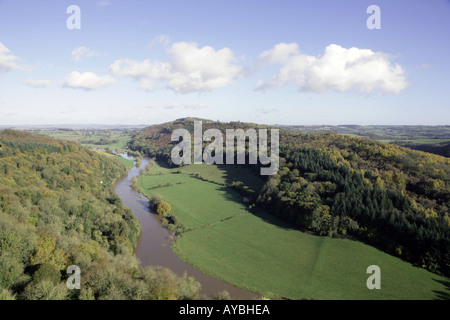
[114,154,259,299]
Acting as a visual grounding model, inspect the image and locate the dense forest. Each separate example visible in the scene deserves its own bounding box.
[0,130,201,300]
[129,118,450,277]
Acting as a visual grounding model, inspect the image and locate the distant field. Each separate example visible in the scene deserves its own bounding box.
[280,125,450,141]
[278,125,450,158]
[39,129,133,152]
[139,162,450,300]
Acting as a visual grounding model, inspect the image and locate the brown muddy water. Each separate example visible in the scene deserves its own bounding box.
[114,155,259,299]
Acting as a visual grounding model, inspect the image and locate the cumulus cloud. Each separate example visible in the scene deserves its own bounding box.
[0,42,20,74]
[24,79,51,88]
[256,43,408,94]
[63,71,115,91]
[72,46,100,62]
[109,42,244,93]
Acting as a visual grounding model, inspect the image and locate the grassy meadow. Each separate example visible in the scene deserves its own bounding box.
[138,162,450,300]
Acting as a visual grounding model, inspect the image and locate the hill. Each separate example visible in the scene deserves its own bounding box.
[129,119,450,278]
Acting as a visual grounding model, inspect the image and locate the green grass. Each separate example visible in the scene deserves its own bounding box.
[173,209,449,300]
[174,163,265,193]
[139,172,248,229]
[139,162,450,300]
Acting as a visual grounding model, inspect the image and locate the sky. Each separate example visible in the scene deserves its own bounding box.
[0,0,449,126]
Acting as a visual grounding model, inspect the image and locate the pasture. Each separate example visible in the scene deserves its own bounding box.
[139,162,450,300]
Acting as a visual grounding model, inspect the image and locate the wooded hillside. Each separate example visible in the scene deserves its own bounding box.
[0,130,200,300]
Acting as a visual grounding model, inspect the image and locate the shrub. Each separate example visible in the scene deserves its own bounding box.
[32,263,61,285]
[156,201,172,217]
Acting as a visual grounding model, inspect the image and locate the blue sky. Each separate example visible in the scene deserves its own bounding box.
[0,0,449,125]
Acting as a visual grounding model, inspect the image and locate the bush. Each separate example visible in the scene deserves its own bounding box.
[32,263,61,285]
[156,201,172,216]
[0,287,15,300]
[210,290,231,300]
[177,272,201,300]
[149,193,162,204]
[0,253,25,289]
[21,280,68,300]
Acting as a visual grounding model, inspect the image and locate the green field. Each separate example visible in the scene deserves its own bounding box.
[139,167,249,229]
[139,163,450,300]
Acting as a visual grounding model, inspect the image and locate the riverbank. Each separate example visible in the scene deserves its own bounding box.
[114,154,259,299]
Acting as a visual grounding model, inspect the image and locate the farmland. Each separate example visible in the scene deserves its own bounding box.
[37,129,135,153]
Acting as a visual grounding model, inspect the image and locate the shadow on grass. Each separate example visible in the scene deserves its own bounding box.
[433,279,450,300]
[215,163,266,193]
[175,162,301,232]
[216,163,305,232]
[150,160,302,233]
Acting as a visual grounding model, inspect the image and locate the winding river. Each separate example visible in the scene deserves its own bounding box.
[114,154,259,299]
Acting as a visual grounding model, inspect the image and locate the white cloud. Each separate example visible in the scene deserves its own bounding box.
[256,43,408,94]
[110,42,244,93]
[63,71,115,91]
[137,79,155,92]
[72,46,100,62]
[0,42,20,74]
[24,79,51,88]
[109,58,171,79]
[152,34,171,47]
